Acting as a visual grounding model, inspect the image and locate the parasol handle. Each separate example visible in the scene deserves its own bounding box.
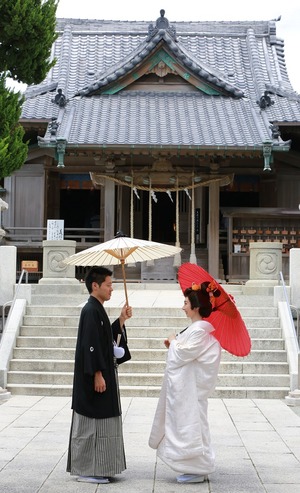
[121,260,129,306]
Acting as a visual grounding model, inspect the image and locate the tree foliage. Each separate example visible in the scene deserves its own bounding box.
[0,0,58,178]
[0,75,28,178]
[0,0,58,84]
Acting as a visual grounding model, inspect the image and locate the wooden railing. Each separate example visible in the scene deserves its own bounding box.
[2,227,104,248]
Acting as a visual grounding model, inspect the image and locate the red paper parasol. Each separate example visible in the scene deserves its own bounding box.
[178,263,251,357]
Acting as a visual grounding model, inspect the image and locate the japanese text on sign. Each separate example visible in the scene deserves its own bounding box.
[47,220,64,240]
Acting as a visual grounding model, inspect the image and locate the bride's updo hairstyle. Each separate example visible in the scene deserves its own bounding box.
[184,281,221,319]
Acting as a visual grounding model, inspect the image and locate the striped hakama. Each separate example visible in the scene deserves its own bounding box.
[67,411,126,477]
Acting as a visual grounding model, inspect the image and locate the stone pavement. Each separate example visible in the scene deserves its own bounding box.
[0,395,300,493]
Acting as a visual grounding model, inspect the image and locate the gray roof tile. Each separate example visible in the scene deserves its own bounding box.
[21,16,300,150]
[31,92,278,148]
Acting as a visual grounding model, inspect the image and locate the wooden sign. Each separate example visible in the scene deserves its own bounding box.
[21,260,38,272]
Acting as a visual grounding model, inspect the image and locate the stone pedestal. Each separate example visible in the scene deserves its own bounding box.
[40,240,78,284]
[0,387,11,401]
[0,246,17,305]
[244,242,282,295]
[285,389,300,407]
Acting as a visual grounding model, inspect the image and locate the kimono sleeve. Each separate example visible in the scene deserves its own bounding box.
[168,325,215,369]
[79,308,107,375]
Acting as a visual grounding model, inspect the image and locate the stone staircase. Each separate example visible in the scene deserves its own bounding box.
[5,284,290,398]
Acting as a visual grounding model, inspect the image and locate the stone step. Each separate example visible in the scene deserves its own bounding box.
[129,316,281,329]
[13,347,76,360]
[221,349,287,362]
[22,316,80,327]
[14,335,285,350]
[30,295,88,306]
[30,292,274,307]
[18,325,282,339]
[7,370,290,388]
[118,373,290,388]
[30,283,181,296]
[229,295,275,307]
[12,347,287,362]
[6,383,73,397]
[25,305,278,317]
[6,286,289,399]
[21,314,280,329]
[16,336,78,348]
[122,361,289,375]
[5,383,290,399]
[31,284,87,295]
[30,282,241,295]
[9,359,289,375]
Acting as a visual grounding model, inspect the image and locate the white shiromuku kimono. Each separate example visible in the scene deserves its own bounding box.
[149,320,221,475]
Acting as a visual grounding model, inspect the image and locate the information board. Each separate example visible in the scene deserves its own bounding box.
[47,220,64,240]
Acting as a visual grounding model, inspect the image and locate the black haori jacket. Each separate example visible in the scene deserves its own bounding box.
[71,296,124,419]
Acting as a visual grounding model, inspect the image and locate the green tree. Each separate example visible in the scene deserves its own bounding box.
[0,0,58,84]
[0,75,28,177]
[0,0,58,178]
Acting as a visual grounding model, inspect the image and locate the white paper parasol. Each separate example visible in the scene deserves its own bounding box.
[63,232,182,304]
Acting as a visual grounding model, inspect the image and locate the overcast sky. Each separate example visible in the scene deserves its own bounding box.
[56,0,300,93]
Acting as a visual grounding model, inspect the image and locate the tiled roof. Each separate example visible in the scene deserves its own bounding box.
[28,91,296,148]
[31,92,292,150]
[75,25,244,98]
[21,14,300,149]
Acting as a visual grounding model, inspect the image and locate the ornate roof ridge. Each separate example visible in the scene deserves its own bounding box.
[25,81,58,99]
[266,84,300,101]
[55,17,277,34]
[76,10,244,98]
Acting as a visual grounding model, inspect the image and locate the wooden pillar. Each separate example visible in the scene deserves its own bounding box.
[189,185,197,264]
[104,178,115,241]
[208,181,220,278]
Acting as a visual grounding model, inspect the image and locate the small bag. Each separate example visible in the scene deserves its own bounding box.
[113,345,125,359]
[115,329,131,364]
